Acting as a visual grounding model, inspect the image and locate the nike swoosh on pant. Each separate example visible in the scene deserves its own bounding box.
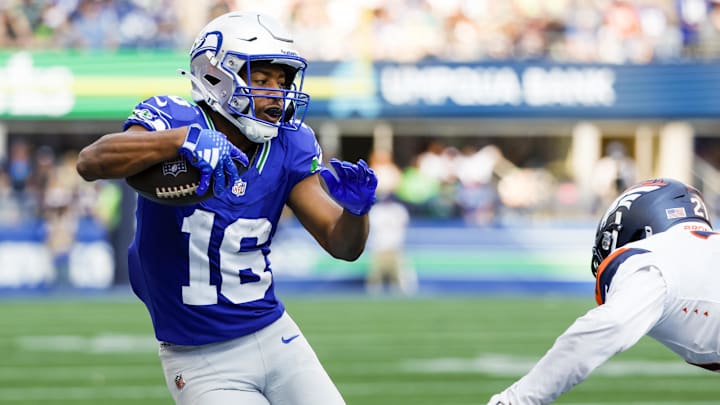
[281,334,300,344]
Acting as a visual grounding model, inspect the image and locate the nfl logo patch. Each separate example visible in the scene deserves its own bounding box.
[665,207,687,219]
[174,374,185,390]
[162,158,188,177]
[232,179,247,196]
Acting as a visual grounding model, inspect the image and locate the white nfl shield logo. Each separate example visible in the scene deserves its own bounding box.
[162,158,188,177]
[232,179,247,196]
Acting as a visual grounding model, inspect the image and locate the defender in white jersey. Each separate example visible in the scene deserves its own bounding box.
[488,178,720,405]
[76,11,377,405]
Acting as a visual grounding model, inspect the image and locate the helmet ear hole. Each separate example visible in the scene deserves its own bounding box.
[600,231,613,251]
[229,96,250,114]
[204,75,221,86]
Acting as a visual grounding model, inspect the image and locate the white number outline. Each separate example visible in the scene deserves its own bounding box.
[181,210,273,306]
[691,197,710,221]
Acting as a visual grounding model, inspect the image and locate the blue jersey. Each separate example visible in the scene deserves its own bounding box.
[123,95,323,345]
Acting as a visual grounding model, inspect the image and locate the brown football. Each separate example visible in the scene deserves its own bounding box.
[125,156,210,205]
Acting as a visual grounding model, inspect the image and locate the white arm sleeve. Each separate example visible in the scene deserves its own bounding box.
[495,265,667,405]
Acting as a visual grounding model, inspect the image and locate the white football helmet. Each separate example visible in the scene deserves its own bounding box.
[181,11,310,143]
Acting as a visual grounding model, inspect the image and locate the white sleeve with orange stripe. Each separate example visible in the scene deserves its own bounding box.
[489,258,667,405]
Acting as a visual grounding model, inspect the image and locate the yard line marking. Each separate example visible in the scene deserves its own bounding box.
[0,386,168,401]
[16,334,157,353]
[401,354,707,376]
[0,365,160,380]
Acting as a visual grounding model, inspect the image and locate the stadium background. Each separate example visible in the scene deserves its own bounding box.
[0,0,719,404]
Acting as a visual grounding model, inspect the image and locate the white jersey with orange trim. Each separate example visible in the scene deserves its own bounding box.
[489,223,720,405]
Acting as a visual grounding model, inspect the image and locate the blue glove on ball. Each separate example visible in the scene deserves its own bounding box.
[178,124,249,197]
[319,158,378,216]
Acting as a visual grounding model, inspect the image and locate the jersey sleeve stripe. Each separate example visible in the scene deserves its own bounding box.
[594,247,650,305]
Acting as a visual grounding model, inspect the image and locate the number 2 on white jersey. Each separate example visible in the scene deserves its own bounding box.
[181,210,272,306]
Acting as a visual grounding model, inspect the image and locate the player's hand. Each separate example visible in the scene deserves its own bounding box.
[319,158,378,216]
[178,124,249,197]
[487,392,512,405]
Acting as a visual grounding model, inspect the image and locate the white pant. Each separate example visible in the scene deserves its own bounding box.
[158,311,345,405]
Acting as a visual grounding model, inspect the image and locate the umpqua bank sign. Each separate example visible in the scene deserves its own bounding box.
[373,62,720,119]
[380,64,615,107]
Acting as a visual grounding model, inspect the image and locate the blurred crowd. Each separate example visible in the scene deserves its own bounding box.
[368,139,635,227]
[0,139,121,265]
[0,0,181,49]
[4,0,720,63]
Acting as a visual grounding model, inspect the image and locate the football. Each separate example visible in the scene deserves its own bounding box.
[126,156,245,206]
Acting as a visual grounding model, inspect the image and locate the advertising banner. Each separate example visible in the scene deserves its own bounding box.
[1,51,719,120]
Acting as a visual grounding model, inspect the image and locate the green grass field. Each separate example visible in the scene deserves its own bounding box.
[0,294,717,404]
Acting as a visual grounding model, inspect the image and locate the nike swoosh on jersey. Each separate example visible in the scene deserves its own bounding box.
[281,334,300,344]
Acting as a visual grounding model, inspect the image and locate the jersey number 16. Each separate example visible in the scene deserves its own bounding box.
[181,210,273,305]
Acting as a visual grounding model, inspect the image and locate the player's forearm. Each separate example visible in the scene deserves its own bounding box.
[77,129,186,180]
[326,211,369,261]
[508,330,606,404]
[506,302,651,404]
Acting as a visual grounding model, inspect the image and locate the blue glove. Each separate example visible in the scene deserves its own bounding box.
[319,158,378,216]
[178,124,249,197]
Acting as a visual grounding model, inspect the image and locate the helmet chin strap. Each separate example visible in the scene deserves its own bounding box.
[178,69,278,144]
[236,116,278,143]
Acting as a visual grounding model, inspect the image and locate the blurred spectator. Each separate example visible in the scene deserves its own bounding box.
[497,167,556,219]
[368,148,402,195]
[7,139,31,194]
[395,156,441,217]
[366,191,416,295]
[590,141,638,214]
[416,139,455,184]
[0,167,21,225]
[678,0,708,53]
[41,151,79,285]
[455,144,504,226]
[0,0,33,48]
[60,0,120,50]
[695,1,720,58]
[207,0,233,21]
[399,140,464,218]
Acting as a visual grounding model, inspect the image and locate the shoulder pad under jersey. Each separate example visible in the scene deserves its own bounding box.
[123,95,202,131]
[595,247,650,305]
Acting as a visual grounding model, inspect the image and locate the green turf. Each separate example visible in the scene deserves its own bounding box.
[0,295,716,404]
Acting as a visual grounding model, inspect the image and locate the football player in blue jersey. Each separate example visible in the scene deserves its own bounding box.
[487,178,720,405]
[76,11,376,405]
